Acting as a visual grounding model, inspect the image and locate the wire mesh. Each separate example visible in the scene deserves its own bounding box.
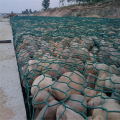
[10,16,120,120]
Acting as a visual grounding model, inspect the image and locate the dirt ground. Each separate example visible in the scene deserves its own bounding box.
[35,1,120,18]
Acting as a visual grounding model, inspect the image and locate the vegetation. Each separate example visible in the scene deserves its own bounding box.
[42,0,50,10]
[22,9,39,14]
[59,0,113,5]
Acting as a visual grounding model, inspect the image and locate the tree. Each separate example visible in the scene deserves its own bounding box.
[22,10,26,14]
[25,9,29,14]
[67,0,73,3]
[42,0,50,10]
[29,9,32,14]
[75,0,83,4]
[34,10,37,13]
[60,0,65,6]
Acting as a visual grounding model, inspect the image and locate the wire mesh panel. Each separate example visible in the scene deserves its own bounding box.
[10,16,120,120]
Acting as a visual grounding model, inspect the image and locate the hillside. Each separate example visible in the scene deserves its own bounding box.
[35,1,120,18]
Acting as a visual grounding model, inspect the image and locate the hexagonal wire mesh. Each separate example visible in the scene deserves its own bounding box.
[10,16,120,120]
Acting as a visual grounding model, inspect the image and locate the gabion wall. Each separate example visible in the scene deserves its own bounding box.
[10,16,120,120]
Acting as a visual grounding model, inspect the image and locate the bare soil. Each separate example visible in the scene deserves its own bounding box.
[35,1,120,18]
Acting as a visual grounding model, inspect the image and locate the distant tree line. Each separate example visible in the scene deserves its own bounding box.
[22,9,39,14]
